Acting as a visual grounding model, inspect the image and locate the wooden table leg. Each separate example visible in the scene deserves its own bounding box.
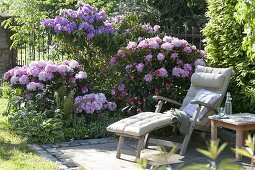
[211,120,217,141]
[236,128,243,161]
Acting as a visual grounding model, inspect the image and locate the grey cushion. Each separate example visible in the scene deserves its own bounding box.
[191,72,225,89]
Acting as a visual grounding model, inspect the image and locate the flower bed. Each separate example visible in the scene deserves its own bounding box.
[3,60,117,143]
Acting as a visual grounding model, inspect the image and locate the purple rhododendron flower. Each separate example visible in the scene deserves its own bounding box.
[117,83,125,92]
[141,24,153,33]
[145,54,153,62]
[75,71,87,79]
[127,41,137,49]
[28,66,40,77]
[144,73,153,82]
[117,50,126,57]
[151,36,162,43]
[111,89,116,95]
[10,75,19,85]
[108,102,117,111]
[199,50,206,56]
[183,46,192,53]
[153,25,160,32]
[137,40,148,48]
[81,87,88,94]
[157,53,165,61]
[19,75,29,85]
[26,82,44,91]
[135,63,144,72]
[183,63,192,71]
[110,57,117,65]
[161,42,174,51]
[69,60,80,69]
[194,59,205,66]
[171,52,179,59]
[155,68,168,77]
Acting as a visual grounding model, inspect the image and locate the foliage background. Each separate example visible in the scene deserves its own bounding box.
[203,0,255,112]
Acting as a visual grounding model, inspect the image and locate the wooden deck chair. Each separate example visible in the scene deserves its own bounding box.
[107,66,234,159]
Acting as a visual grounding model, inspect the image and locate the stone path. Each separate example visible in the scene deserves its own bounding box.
[29,130,253,170]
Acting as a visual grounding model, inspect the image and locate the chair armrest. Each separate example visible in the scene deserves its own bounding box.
[190,100,217,113]
[152,96,182,106]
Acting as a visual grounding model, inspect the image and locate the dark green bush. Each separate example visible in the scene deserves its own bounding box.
[203,0,255,113]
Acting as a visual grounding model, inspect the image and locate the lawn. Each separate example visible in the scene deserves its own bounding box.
[0,98,57,170]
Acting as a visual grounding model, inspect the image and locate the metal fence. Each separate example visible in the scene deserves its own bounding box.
[16,26,204,66]
[17,31,65,66]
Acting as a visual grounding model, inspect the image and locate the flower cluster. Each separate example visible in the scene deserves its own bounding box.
[75,93,117,114]
[3,60,86,91]
[3,60,117,115]
[110,35,205,111]
[41,2,116,40]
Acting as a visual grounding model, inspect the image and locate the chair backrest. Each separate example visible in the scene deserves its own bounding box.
[179,65,234,128]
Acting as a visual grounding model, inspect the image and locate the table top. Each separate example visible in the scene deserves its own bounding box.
[209,113,255,125]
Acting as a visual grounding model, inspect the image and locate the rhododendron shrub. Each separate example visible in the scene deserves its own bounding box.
[41,2,161,92]
[3,60,116,115]
[110,36,206,112]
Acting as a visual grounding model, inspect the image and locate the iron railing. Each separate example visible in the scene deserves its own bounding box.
[16,26,204,66]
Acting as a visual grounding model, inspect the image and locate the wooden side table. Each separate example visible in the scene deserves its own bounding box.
[209,113,255,161]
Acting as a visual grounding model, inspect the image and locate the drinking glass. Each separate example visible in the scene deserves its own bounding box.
[217,107,225,117]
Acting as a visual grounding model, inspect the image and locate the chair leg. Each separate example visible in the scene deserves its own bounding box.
[143,133,149,148]
[136,136,145,159]
[180,124,194,155]
[116,136,124,159]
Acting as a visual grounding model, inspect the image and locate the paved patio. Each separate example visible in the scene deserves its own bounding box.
[29,130,253,170]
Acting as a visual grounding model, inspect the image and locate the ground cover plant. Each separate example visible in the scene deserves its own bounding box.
[0,98,57,170]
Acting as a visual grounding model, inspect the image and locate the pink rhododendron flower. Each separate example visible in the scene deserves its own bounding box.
[151,36,162,43]
[163,36,173,42]
[144,73,153,82]
[126,41,137,49]
[137,40,148,48]
[148,40,159,49]
[69,77,76,84]
[138,37,144,42]
[155,68,168,77]
[135,63,144,72]
[3,71,12,80]
[161,42,174,51]
[19,75,29,85]
[199,50,206,56]
[157,53,165,61]
[69,60,80,69]
[165,83,172,89]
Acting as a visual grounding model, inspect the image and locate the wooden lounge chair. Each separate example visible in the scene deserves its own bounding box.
[107,66,234,159]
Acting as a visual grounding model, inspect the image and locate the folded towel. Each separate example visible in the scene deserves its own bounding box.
[164,109,191,135]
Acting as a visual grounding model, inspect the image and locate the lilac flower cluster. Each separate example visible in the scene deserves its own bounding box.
[141,24,160,33]
[41,2,116,40]
[3,60,86,92]
[75,93,117,114]
[110,35,206,110]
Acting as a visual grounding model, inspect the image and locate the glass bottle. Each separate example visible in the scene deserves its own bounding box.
[225,92,232,115]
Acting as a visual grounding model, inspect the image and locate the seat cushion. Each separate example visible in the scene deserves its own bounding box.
[106,112,174,136]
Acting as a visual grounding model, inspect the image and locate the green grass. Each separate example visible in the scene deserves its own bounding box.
[0,98,57,170]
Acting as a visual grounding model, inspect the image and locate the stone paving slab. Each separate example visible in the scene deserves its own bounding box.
[29,132,254,170]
